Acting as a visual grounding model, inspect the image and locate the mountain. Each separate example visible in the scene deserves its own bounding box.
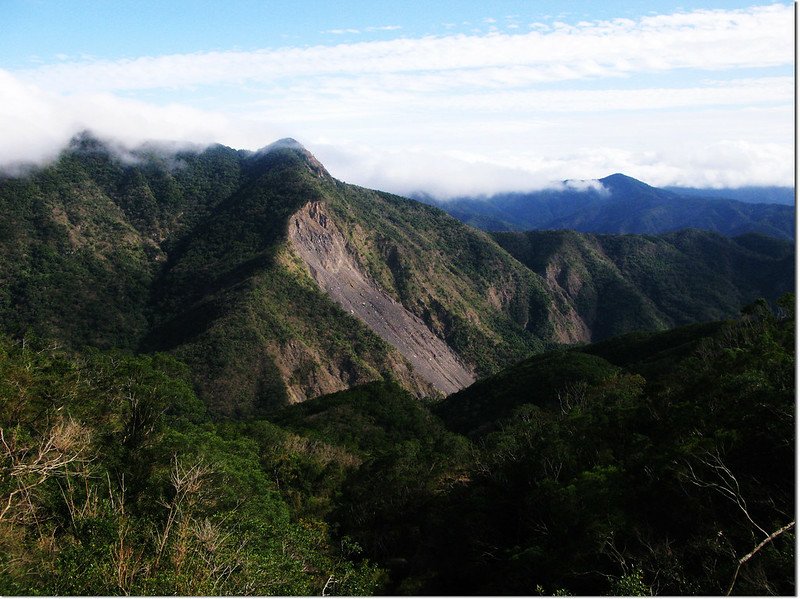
[0,133,571,416]
[422,173,794,239]
[0,134,794,595]
[665,185,795,205]
[0,135,793,418]
[491,228,794,341]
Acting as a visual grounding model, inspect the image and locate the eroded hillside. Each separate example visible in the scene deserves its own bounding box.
[289,201,475,395]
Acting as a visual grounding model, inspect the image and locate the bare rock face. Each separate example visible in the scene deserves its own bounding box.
[288,201,476,396]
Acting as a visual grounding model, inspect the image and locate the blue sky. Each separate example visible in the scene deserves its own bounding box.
[2,0,778,66]
[0,1,794,195]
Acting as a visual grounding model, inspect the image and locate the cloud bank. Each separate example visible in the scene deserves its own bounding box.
[0,3,793,195]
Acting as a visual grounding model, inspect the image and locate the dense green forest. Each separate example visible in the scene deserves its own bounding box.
[0,135,794,595]
[0,135,793,417]
[1,296,793,595]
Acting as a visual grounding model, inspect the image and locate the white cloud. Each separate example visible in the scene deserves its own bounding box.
[323,28,361,35]
[0,4,793,194]
[0,68,274,169]
[564,179,610,194]
[311,136,793,199]
[16,4,792,94]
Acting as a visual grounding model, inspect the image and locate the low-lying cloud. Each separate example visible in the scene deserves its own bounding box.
[562,179,610,194]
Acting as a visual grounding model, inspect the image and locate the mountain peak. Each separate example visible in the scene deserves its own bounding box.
[255,137,329,178]
[598,173,661,196]
[599,173,651,186]
[68,130,112,155]
[262,137,307,152]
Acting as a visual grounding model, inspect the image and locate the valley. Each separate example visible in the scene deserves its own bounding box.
[0,133,794,596]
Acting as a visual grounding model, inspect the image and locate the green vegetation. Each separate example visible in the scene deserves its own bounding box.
[403,296,795,594]
[2,297,792,595]
[493,228,794,340]
[0,336,383,595]
[0,134,794,594]
[0,297,795,594]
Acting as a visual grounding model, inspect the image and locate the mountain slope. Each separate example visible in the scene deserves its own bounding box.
[142,142,574,413]
[424,173,794,239]
[0,134,573,416]
[664,185,795,205]
[492,228,794,341]
[0,135,794,417]
[288,201,474,394]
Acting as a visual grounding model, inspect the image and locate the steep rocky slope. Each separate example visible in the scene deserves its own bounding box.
[289,201,475,394]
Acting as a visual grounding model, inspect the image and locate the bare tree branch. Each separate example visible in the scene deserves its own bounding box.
[726,520,794,596]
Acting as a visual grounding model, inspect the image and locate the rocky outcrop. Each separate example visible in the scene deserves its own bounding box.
[288,201,476,395]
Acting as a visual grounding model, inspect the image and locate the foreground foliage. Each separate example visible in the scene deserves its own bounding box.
[0,297,793,595]
[418,296,794,595]
[0,340,382,595]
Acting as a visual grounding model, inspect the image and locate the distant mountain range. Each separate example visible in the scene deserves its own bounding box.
[664,185,795,205]
[418,173,794,239]
[0,134,793,417]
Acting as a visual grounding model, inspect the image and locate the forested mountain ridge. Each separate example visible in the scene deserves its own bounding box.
[0,133,568,416]
[0,133,794,417]
[492,228,794,341]
[423,173,794,238]
[664,185,795,206]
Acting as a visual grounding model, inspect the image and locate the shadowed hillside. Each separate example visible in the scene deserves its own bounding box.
[492,228,794,341]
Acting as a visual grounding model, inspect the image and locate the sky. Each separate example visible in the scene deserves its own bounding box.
[0,0,795,197]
